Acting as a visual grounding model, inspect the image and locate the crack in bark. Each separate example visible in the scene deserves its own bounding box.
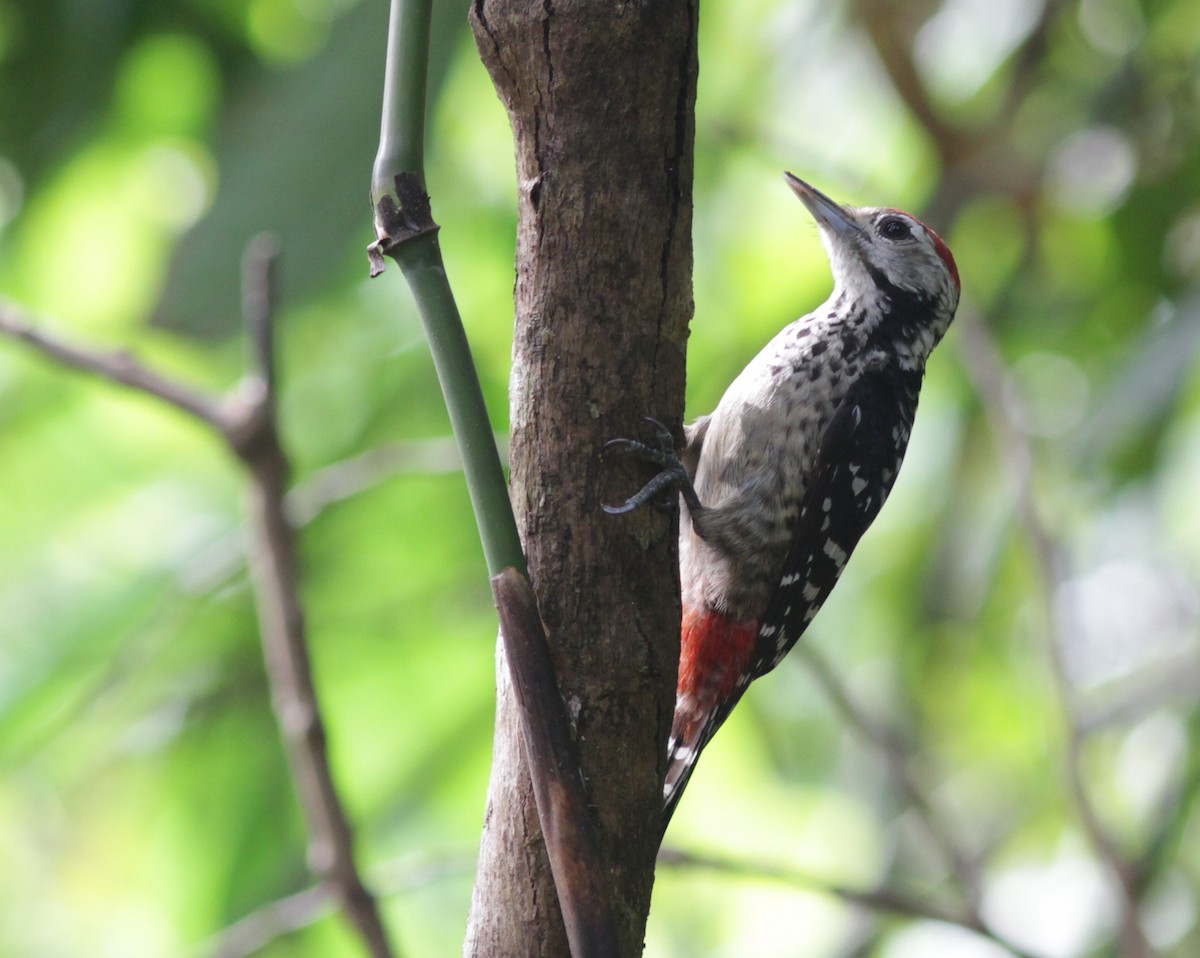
[470,0,519,114]
[659,2,696,300]
[654,0,697,388]
[531,110,547,249]
[541,0,554,89]
[472,0,498,61]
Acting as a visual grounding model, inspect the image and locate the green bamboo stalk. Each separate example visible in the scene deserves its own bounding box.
[372,5,624,952]
[369,0,526,579]
[370,0,428,200]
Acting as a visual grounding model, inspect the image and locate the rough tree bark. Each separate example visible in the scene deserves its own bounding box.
[464,2,698,956]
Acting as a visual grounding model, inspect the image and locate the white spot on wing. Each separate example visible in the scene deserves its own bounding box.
[824,539,848,566]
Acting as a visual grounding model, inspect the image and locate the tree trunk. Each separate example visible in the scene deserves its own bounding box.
[464,2,697,956]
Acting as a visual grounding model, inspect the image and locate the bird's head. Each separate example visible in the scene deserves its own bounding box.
[785,173,960,353]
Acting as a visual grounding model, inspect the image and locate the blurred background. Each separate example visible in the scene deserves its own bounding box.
[1,0,1198,955]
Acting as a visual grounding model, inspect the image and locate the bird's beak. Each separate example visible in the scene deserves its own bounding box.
[784,172,864,240]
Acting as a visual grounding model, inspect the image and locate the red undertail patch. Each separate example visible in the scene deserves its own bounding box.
[673,609,760,747]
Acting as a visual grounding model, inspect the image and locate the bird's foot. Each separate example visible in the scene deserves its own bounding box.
[603,418,700,514]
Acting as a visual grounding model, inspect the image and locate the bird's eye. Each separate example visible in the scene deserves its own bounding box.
[878,217,912,241]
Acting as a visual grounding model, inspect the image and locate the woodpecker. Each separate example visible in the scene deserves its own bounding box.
[606,174,960,828]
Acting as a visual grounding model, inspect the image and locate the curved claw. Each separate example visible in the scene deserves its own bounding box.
[602,468,688,514]
[602,438,669,470]
[601,417,701,515]
[602,436,655,458]
[639,417,676,456]
[603,418,676,462]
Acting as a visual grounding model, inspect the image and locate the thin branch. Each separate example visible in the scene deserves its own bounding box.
[0,249,397,958]
[204,853,475,958]
[109,434,491,604]
[660,846,958,922]
[208,883,333,958]
[1132,723,1200,898]
[242,233,280,394]
[956,311,1154,958]
[788,635,983,909]
[658,848,1049,958]
[850,0,972,167]
[993,0,1074,129]
[1077,657,1200,736]
[0,301,225,429]
[845,7,1158,951]
[232,241,396,958]
[285,434,508,526]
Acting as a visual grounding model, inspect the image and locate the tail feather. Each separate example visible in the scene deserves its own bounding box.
[662,609,759,830]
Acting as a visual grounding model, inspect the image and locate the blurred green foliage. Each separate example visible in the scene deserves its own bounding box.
[1,0,1198,956]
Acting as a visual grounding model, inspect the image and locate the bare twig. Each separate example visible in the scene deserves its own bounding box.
[232,239,395,958]
[659,846,958,922]
[0,246,397,958]
[788,635,983,909]
[492,568,621,958]
[1077,658,1200,736]
[204,852,474,958]
[846,5,1158,951]
[117,434,499,601]
[0,301,225,429]
[851,0,970,167]
[242,233,280,394]
[992,0,1074,129]
[1130,707,1200,899]
[658,848,1049,958]
[285,434,508,526]
[208,884,333,958]
[957,312,1154,957]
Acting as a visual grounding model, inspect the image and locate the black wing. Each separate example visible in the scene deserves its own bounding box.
[753,365,918,679]
[662,368,919,829]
